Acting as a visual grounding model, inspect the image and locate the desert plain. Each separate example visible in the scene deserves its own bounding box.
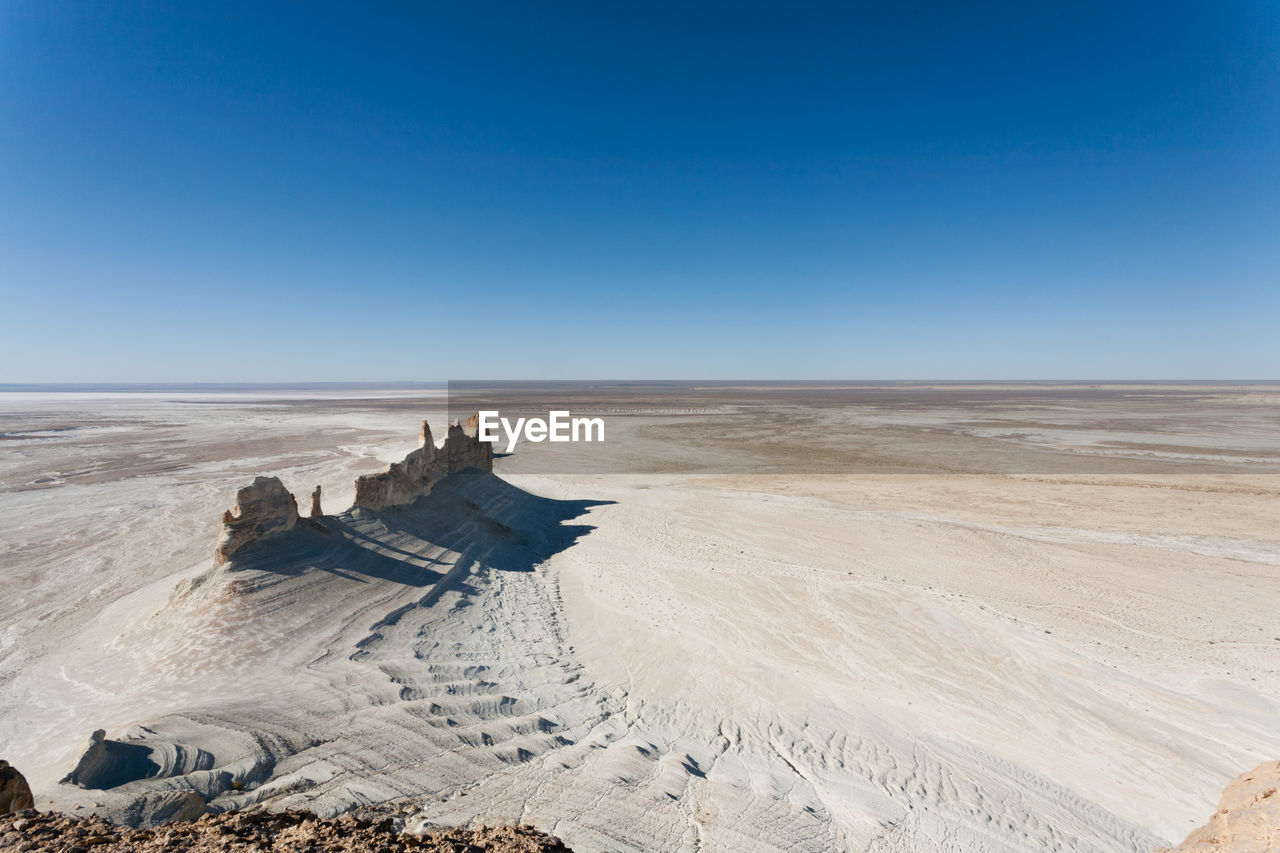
[1,382,1277,851]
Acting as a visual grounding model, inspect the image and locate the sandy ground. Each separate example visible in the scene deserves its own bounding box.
[1,384,1277,851]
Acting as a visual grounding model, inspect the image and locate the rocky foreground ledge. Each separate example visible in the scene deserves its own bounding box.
[5,753,568,851]
[0,809,570,852]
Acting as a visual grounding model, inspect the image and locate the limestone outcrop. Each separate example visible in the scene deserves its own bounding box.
[211,417,493,563]
[1158,760,1280,852]
[352,417,493,511]
[213,477,300,565]
[0,760,34,814]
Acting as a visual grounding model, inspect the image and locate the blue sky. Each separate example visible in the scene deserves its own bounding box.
[2,2,1277,380]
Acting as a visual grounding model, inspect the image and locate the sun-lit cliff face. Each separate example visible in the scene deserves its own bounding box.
[213,417,493,564]
[1158,761,1280,853]
[352,416,492,512]
[213,476,300,565]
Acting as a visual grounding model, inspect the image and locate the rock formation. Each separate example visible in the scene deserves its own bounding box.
[352,417,493,512]
[1158,760,1280,852]
[213,477,300,565]
[0,760,34,814]
[60,728,162,790]
[211,417,493,563]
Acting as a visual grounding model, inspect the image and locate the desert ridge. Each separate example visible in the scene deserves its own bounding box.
[1,386,1277,851]
[215,417,493,564]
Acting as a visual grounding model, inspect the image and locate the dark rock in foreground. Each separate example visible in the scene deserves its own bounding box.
[0,761,34,814]
[0,808,571,852]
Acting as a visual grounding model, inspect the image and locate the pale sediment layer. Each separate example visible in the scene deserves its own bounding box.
[0,386,1277,851]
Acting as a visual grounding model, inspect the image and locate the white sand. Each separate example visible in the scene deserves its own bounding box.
[1,386,1277,851]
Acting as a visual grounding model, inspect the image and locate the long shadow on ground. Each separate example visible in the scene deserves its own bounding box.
[225,472,614,587]
[62,474,614,801]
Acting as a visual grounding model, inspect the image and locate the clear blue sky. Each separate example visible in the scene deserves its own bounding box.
[2,2,1277,381]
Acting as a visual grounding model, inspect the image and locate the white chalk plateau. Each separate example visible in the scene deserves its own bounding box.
[1,385,1278,851]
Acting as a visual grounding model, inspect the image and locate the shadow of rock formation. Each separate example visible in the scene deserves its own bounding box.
[60,730,163,790]
[221,472,612,586]
[61,462,615,825]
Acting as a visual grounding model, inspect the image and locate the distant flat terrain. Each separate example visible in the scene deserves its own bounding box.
[1,384,1277,851]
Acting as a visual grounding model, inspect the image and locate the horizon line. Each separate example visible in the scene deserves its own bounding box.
[4,378,1280,390]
